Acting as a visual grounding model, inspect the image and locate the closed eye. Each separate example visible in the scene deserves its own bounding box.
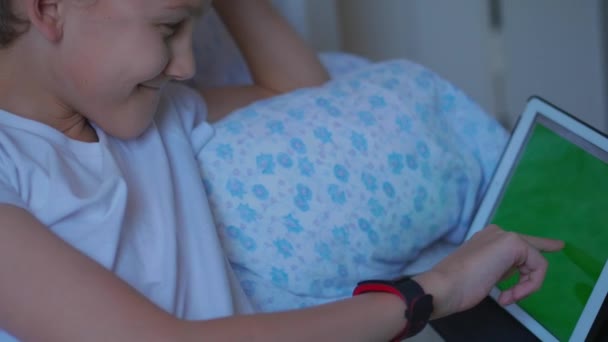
[160,21,184,38]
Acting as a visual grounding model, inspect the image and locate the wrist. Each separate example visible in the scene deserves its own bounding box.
[353,277,434,340]
[412,270,451,320]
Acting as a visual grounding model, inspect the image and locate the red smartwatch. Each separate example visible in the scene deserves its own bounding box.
[352,277,434,341]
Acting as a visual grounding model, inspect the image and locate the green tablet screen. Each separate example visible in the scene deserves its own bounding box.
[491,117,608,341]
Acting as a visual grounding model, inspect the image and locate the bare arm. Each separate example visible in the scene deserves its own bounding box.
[0,204,407,342]
[0,204,563,341]
[200,0,330,122]
[0,205,177,341]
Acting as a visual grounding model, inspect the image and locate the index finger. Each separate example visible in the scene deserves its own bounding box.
[498,247,549,305]
[520,234,564,252]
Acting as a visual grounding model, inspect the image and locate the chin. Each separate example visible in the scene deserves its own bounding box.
[111,125,152,140]
[96,112,156,140]
[110,95,161,139]
[92,89,161,139]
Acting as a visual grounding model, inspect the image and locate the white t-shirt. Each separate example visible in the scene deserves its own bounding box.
[0,84,253,341]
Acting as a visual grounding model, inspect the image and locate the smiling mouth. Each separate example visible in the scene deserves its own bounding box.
[140,78,170,90]
[140,84,163,90]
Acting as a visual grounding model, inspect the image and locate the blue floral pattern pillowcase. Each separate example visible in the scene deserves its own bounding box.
[197,60,508,312]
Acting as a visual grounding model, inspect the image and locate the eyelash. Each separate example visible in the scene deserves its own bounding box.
[161,21,184,38]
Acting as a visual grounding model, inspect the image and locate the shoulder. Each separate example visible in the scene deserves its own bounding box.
[0,128,31,209]
[155,82,215,151]
[157,82,209,125]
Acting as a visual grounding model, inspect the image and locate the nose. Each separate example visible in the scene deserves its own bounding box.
[164,34,196,81]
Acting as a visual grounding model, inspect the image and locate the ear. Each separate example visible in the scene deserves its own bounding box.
[23,0,64,42]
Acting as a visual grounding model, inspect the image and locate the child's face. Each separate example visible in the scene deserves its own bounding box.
[54,0,208,139]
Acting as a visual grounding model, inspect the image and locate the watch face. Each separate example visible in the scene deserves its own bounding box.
[408,294,434,321]
[404,294,434,338]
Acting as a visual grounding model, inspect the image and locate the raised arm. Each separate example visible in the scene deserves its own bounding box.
[200,0,330,122]
[0,203,563,341]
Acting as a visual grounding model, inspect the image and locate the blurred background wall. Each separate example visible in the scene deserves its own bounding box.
[272,0,608,134]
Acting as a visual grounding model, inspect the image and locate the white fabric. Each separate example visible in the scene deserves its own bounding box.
[0,83,253,341]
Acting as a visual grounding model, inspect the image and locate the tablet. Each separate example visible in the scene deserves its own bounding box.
[464,96,608,341]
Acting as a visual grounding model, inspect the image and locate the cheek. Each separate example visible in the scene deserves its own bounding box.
[62,23,170,90]
[96,36,170,85]
[61,44,170,107]
[133,41,172,80]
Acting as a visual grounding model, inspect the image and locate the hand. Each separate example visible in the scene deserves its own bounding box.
[414,224,564,319]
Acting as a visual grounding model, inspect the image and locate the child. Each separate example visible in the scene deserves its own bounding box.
[0,0,563,341]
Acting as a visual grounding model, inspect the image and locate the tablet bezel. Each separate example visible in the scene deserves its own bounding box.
[464,96,608,342]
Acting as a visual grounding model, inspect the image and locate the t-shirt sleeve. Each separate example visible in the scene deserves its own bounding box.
[158,82,215,155]
[0,149,26,210]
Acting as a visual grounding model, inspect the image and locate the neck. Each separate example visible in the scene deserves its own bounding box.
[0,48,99,143]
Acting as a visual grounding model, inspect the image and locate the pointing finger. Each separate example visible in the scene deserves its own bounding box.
[520,234,564,252]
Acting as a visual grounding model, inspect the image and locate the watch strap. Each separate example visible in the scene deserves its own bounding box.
[353,278,433,341]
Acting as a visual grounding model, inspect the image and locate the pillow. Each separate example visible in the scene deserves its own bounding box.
[197,60,508,312]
